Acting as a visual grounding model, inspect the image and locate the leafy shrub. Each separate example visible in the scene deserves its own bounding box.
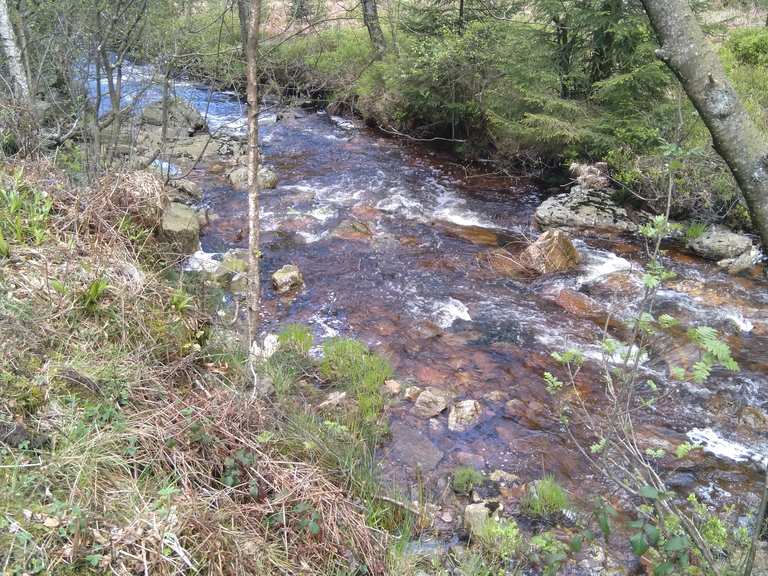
[728,27,768,66]
[452,466,484,495]
[521,475,569,518]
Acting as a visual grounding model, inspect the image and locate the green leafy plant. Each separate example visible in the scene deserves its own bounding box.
[521,475,569,518]
[452,466,484,495]
[278,323,314,356]
[79,278,109,314]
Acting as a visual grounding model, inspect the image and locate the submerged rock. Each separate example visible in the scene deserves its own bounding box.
[330,219,373,242]
[160,202,199,253]
[388,421,444,471]
[448,400,482,432]
[688,224,753,261]
[271,264,303,294]
[535,186,648,233]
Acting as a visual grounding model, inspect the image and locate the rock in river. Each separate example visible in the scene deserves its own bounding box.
[687,224,753,261]
[227,166,279,191]
[535,186,648,233]
[448,400,482,432]
[519,230,581,274]
[413,387,450,418]
[272,264,303,294]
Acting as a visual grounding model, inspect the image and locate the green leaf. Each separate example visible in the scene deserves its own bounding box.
[630,533,649,556]
[644,524,661,546]
[664,535,689,553]
[639,485,659,500]
[654,563,675,576]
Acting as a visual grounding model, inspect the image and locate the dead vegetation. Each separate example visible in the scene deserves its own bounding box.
[0,161,388,575]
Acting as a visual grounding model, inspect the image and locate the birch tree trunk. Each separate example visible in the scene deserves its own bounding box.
[361,0,386,56]
[244,0,262,345]
[641,0,768,249]
[0,0,30,101]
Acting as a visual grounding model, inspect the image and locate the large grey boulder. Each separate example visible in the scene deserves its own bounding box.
[413,388,450,418]
[142,98,206,134]
[535,186,649,233]
[227,166,279,191]
[688,224,753,260]
[160,202,200,253]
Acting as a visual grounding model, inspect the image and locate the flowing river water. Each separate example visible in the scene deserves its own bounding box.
[103,67,768,532]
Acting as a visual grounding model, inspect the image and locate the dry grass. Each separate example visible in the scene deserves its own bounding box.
[0,161,387,575]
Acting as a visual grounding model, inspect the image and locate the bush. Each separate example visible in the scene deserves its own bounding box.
[521,475,569,518]
[728,27,768,66]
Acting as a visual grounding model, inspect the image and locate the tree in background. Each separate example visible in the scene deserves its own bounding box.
[641,0,768,249]
[362,0,387,55]
[0,0,30,102]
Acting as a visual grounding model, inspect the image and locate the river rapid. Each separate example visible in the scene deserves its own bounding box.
[100,66,768,532]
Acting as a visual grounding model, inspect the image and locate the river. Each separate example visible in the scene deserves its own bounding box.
[97,66,768,532]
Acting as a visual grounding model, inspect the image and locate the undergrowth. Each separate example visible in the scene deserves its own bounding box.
[0,162,396,575]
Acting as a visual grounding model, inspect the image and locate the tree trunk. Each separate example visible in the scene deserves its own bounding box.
[361,0,386,56]
[0,0,30,101]
[640,0,768,249]
[237,0,250,53]
[245,0,262,345]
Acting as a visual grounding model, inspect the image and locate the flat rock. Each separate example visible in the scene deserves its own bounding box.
[388,421,444,471]
[535,186,648,233]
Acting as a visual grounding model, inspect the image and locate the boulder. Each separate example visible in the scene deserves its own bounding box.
[272,264,303,294]
[519,230,581,274]
[688,224,753,261]
[383,379,402,397]
[168,178,203,203]
[212,249,249,287]
[141,98,206,134]
[228,166,279,190]
[717,246,761,274]
[535,186,648,233]
[448,400,482,432]
[388,421,444,471]
[464,503,493,538]
[160,202,200,253]
[413,388,450,418]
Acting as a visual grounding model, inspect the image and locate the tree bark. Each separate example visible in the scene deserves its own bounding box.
[0,0,30,101]
[237,0,250,53]
[245,0,262,345]
[640,0,768,249]
[361,0,386,56]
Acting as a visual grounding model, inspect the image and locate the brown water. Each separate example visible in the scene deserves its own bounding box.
[191,109,768,523]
